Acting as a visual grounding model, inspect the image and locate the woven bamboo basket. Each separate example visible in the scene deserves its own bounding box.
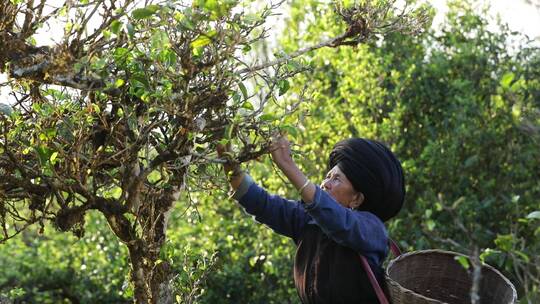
[385,249,517,304]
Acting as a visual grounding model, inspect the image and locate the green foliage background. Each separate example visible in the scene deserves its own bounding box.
[1,0,539,303]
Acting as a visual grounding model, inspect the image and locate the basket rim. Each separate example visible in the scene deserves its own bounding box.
[385,276,444,303]
[384,249,518,303]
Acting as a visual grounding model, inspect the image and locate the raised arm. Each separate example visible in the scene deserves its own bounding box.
[269,136,316,203]
[217,144,308,241]
[232,176,308,241]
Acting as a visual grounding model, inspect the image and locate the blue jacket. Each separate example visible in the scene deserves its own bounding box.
[233,174,389,271]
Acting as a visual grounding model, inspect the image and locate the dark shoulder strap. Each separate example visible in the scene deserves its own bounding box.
[357,255,389,304]
[389,238,402,257]
[358,238,401,304]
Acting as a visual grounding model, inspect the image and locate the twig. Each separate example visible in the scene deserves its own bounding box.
[470,247,482,304]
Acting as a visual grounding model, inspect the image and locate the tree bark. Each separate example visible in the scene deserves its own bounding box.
[122,181,182,303]
[127,240,174,304]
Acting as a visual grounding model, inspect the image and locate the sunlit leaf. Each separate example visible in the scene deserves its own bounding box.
[110,20,122,34]
[500,72,514,89]
[454,256,470,269]
[50,152,58,164]
[241,101,254,110]
[110,187,122,200]
[191,35,212,49]
[147,170,161,183]
[115,79,125,87]
[527,211,540,220]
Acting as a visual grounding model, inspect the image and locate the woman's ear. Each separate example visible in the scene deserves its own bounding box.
[350,192,364,209]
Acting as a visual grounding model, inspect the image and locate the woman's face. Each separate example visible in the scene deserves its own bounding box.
[321,165,363,209]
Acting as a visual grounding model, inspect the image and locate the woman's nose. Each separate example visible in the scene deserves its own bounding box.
[321,179,332,191]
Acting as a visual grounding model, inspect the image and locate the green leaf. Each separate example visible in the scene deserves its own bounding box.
[104,29,112,39]
[114,47,129,59]
[110,20,122,34]
[206,30,217,38]
[280,124,298,138]
[0,103,13,116]
[500,72,514,89]
[241,101,254,110]
[115,79,125,88]
[110,187,122,200]
[278,79,290,96]
[232,92,241,104]
[526,211,540,220]
[426,219,435,231]
[50,152,58,164]
[238,82,248,100]
[126,23,135,37]
[162,50,177,66]
[132,5,159,19]
[494,234,513,251]
[7,287,25,299]
[147,170,161,183]
[131,74,150,88]
[259,114,277,121]
[181,18,194,30]
[510,78,522,92]
[59,7,67,17]
[515,250,530,263]
[132,8,154,19]
[200,0,218,11]
[479,248,500,263]
[151,30,170,49]
[225,124,233,139]
[192,46,203,57]
[191,35,212,49]
[34,146,52,165]
[174,12,184,22]
[454,256,470,269]
[464,155,478,168]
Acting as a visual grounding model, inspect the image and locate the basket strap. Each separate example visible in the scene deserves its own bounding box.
[358,255,389,304]
[388,238,401,257]
[357,239,401,304]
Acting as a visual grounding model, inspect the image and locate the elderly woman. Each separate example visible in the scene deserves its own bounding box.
[222,135,405,303]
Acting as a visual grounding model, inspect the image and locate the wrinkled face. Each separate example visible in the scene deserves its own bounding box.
[321,165,363,209]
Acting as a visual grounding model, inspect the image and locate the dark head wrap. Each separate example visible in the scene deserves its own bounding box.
[328,138,405,222]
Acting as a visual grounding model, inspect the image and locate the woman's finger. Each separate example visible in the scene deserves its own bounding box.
[216,143,225,155]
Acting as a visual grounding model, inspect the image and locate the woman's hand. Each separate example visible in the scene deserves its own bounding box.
[270,135,295,169]
[270,134,315,203]
[217,143,244,190]
[217,143,236,173]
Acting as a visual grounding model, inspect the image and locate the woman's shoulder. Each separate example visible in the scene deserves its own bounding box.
[353,210,388,235]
